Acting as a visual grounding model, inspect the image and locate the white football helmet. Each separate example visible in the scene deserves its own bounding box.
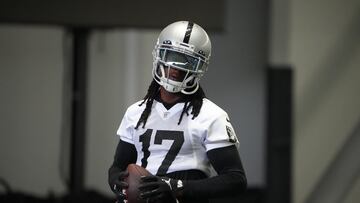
[152,21,211,94]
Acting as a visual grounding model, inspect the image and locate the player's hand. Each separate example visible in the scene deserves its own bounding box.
[110,171,129,201]
[139,175,183,203]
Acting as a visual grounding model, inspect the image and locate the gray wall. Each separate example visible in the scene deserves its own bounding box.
[0,26,67,195]
[0,0,267,197]
[2,0,359,202]
[289,0,360,202]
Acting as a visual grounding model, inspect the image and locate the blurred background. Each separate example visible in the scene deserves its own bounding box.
[0,0,359,203]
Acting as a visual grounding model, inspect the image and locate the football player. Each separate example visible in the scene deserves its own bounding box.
[109,21,247,203]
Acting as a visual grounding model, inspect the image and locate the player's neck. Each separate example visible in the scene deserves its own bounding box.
[159,87,183,105]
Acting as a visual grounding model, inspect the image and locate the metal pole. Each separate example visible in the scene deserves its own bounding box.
[69,28,89,193]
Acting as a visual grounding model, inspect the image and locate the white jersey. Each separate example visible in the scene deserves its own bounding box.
[117,98,238,176]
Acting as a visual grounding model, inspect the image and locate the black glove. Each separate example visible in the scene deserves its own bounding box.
[109,170,129,202]
[139,175,184,203]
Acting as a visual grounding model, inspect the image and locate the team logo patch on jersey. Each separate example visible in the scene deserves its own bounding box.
[163,112,170,118]
[226,126,237,143]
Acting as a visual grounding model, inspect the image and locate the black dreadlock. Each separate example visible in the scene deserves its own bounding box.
[135,80,206,129]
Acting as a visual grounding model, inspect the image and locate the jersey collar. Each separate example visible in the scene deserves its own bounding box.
[154,92,187,110]
[154,100,185,120]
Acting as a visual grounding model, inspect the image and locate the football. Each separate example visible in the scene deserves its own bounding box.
[125,164,152,203]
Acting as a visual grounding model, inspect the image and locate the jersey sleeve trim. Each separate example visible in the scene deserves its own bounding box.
[120,136,135,145]
[205,142,235,152]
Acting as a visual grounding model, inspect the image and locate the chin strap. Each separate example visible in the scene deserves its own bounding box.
[181,81,199,95]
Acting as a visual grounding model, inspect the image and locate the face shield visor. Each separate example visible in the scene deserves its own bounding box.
[157,46,207,74]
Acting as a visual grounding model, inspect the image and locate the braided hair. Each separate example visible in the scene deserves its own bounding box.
[135,80,206,129]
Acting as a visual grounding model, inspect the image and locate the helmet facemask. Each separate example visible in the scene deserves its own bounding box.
[152,44,207,95]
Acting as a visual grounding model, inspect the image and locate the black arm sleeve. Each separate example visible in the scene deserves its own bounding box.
[181,145,247,199]
[108,139,137,187]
